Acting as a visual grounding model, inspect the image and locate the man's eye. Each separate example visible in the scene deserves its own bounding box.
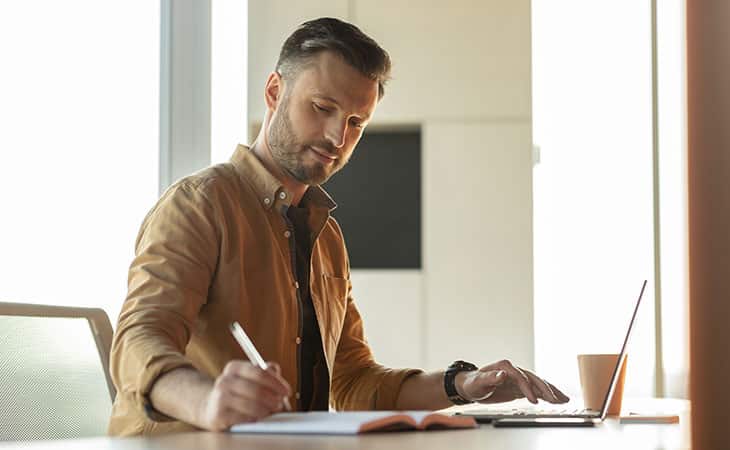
[313,103,330,113]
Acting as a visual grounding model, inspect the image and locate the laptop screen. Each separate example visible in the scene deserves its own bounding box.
[598,280,648,419]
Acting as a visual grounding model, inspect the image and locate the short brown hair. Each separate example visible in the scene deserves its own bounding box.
[275,17,391,99]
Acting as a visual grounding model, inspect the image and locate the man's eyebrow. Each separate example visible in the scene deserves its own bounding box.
[312,94,341,106]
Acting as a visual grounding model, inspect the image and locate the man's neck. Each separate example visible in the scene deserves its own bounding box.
[249,139,308,207]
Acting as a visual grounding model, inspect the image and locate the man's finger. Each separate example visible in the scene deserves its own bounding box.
[522,369,560,403]
[220,375,284,412]
[238,363,291,397]
[264,362,291,395]
[266,361,282,375]
[496,361,538,403]
[545,380,570,403]
[263,362,293,411]
[487,369,507,385]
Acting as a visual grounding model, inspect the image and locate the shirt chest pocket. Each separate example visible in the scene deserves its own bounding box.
[311,273,349,351]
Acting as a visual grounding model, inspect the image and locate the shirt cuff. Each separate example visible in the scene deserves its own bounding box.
[373,368,424,410]
[136,353,195,422]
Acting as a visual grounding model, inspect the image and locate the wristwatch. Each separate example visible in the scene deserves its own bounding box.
[444,360,478,405]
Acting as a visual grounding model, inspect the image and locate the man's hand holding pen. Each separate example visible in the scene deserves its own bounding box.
[197,360,292,431]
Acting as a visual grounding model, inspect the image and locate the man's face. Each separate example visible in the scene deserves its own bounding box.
[267,51,379,186]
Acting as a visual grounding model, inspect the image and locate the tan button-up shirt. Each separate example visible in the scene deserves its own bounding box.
[108,145,421,436]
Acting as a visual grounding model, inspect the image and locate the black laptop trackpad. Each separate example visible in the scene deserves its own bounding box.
[494,418,595,428]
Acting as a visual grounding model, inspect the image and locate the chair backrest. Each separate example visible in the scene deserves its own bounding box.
[0,302,115,441]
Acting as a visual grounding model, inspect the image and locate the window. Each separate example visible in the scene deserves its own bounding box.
[211,0,248,164]
[532,0,656,397]
[0,1,160,324]
[656,0,688,398]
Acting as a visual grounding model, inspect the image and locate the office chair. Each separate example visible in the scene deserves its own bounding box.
[0,302,116,441]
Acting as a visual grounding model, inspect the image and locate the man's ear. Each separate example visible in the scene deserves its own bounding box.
[264,71,283,112]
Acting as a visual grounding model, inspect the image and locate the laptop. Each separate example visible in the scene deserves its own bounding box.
[457,279,647,424]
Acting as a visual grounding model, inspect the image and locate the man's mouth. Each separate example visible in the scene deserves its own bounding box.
[308,146,338,164]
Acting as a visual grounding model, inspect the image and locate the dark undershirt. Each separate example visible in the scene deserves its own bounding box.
[285,204,329,411]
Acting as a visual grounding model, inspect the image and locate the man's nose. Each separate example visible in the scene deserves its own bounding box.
[324,118,347,149]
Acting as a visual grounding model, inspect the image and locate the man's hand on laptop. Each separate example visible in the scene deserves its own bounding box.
[456,359,570,405]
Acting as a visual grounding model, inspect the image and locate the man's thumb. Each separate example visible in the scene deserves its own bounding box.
[487,369,507,385]
[470,370,506,401]
[266,361,282,375]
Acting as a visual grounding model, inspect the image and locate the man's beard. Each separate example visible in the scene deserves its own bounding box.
[267,96,344,186]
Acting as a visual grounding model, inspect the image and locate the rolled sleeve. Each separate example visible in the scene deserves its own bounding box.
[109,179,220,425]
[372,367,423,409]
[331,292,423,410]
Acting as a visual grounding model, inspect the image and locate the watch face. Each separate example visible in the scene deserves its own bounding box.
[450,360,478,372]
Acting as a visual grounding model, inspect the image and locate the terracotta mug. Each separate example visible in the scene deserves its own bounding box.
[577,354,627,416]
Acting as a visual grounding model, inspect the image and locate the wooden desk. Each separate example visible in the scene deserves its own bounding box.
[0,398,690,450]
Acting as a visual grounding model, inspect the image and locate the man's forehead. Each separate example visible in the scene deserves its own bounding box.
[293,52,378,114]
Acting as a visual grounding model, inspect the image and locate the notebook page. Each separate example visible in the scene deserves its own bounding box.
[230,411,425,435]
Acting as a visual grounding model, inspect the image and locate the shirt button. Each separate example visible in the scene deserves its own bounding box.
[279,191,287,200]
[284,230,291,238]
[263,197,271,205]
[294,281,300,289]
[295,392,301,400]
[296,337,302,345]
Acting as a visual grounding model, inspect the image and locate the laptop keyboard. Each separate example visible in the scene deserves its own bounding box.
[504,407,588,416]
[468,406,594,416]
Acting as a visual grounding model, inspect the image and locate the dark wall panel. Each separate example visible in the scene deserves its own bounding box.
[323,129,421,269]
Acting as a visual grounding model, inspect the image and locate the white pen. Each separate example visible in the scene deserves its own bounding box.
[229,321,292,411]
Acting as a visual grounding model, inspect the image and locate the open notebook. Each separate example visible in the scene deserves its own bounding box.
[230,411,477,435]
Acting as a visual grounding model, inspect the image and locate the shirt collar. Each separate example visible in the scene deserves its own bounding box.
[229,144,337,212]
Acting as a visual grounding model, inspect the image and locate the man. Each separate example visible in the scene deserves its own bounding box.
[108,17,568,436]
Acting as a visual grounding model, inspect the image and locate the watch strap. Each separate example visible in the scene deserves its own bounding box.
[444,360,478,405]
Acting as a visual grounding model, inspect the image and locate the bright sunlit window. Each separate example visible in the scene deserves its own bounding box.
[532,0,656,397]
[0,1,160,324]
[656,0,688,398]
[211,0,248,164]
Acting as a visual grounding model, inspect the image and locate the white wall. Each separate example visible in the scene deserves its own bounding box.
[248,0,533,371]
[423,122,533,369]
[247,0,348,121]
